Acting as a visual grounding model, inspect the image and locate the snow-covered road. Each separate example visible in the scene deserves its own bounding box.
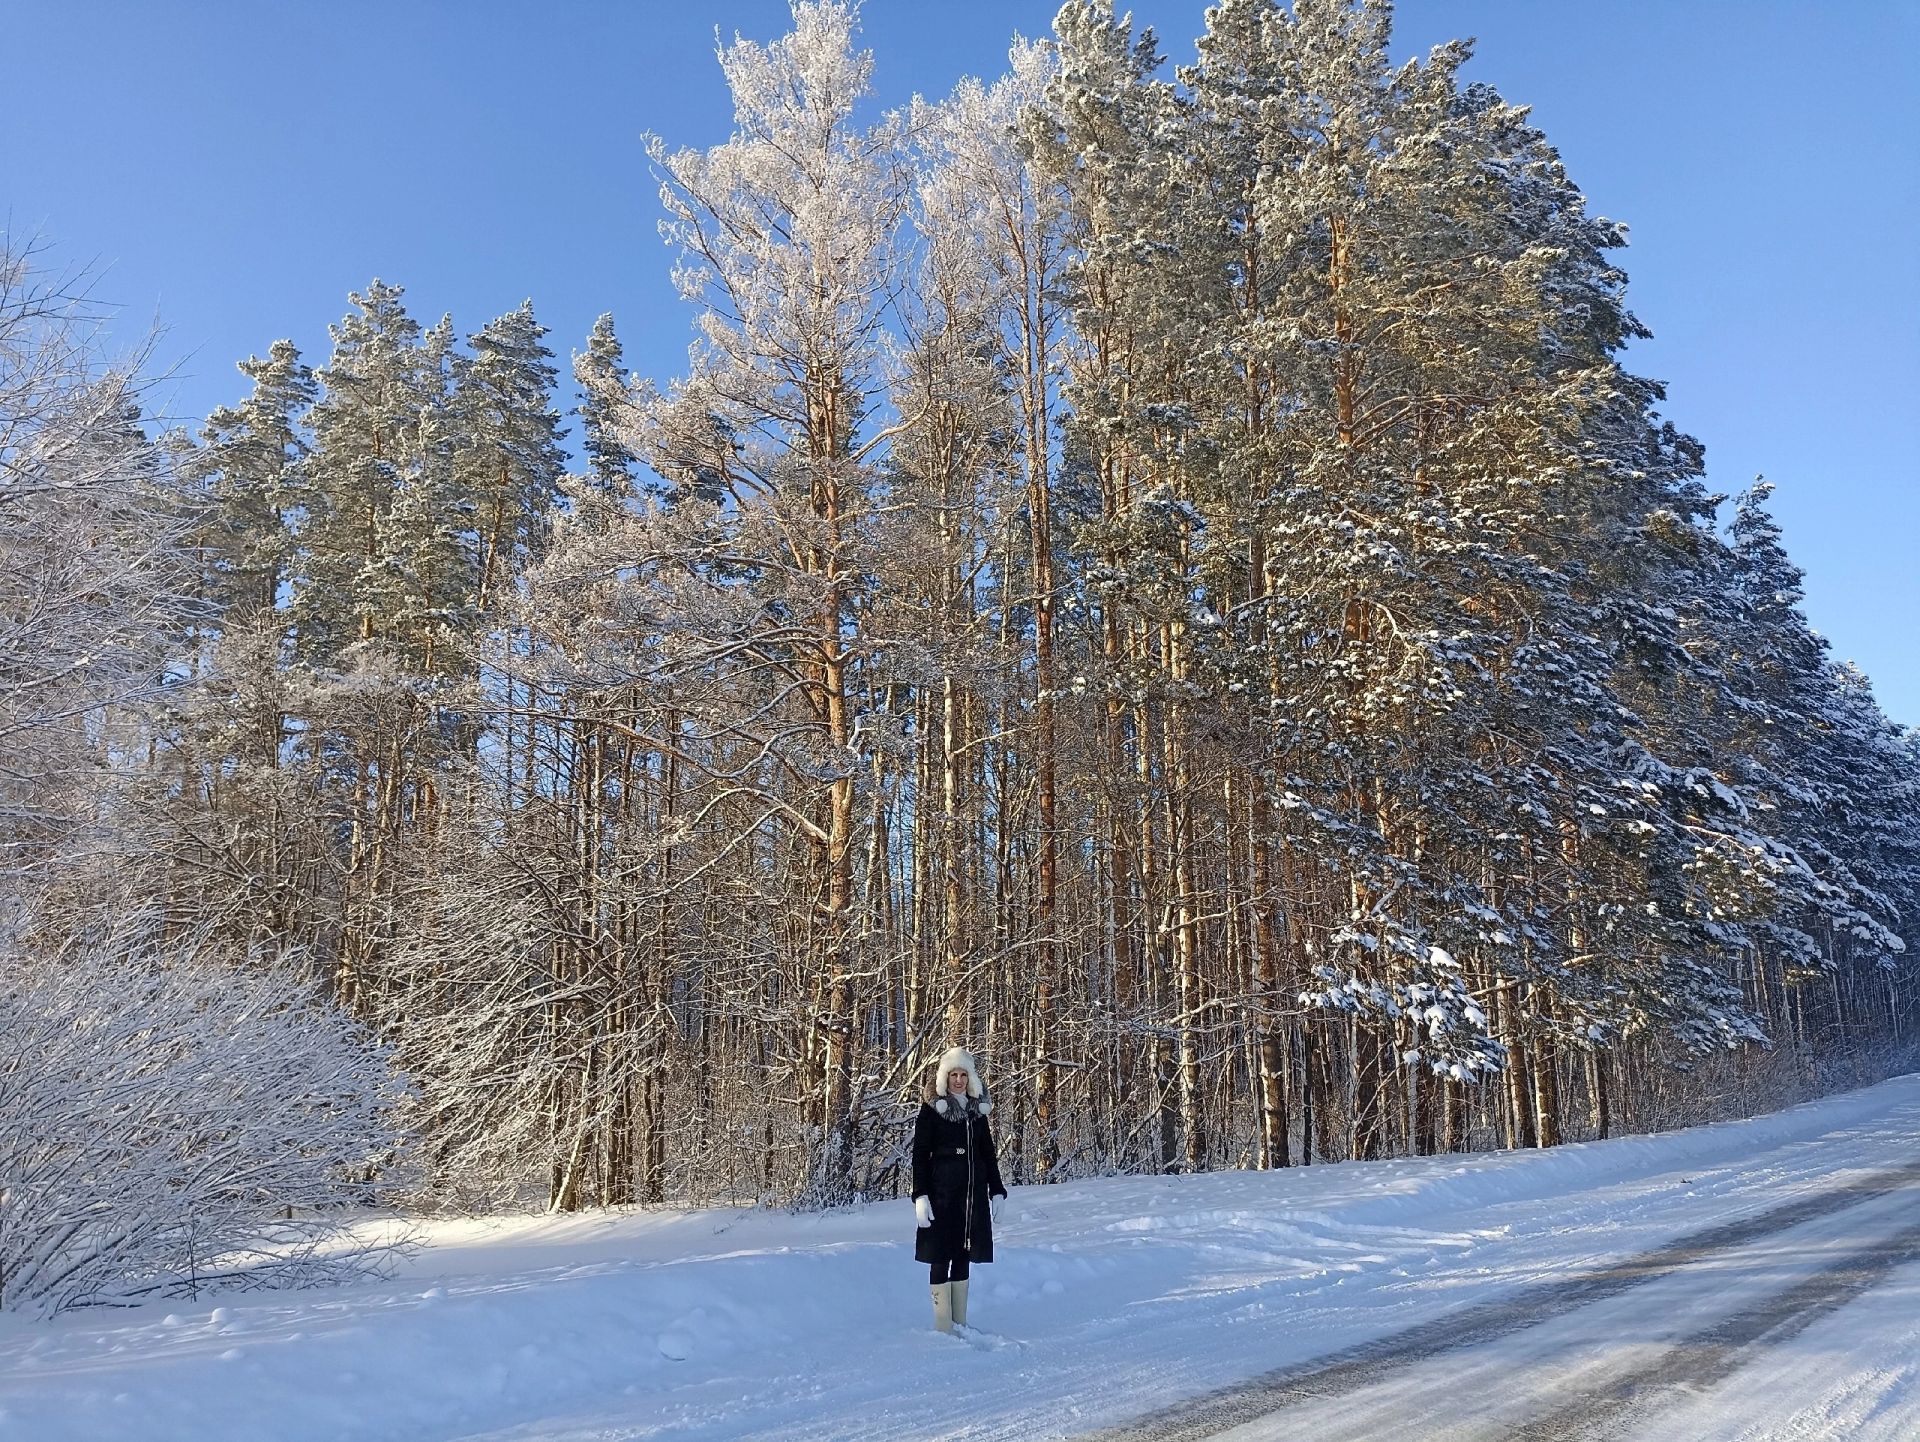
[3,1074,1917,1442]
[1089,1159,1920,1440]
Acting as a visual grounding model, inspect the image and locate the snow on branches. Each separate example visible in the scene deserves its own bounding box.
[0,916,412,1318]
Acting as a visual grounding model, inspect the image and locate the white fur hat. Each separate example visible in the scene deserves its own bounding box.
[935,1047,985,1105]
[937,1047,982,1097]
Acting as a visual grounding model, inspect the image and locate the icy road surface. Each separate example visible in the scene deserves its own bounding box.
[1086,1159,1920,1440]
[2,1075,1917,1442]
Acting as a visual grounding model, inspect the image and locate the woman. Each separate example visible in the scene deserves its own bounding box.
[911,1046,1008,1333]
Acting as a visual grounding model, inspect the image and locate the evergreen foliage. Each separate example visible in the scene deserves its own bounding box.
[14,4,1914,1233]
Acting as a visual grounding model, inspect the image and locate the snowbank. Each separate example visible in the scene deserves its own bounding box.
[2,1074,1916,1442]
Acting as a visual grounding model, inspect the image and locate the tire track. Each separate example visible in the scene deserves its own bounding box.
[1506,1217,1920,1441]
[1078,1159,1920,1442]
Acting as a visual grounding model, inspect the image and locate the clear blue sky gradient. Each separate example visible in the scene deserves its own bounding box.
[8,2,1916,721]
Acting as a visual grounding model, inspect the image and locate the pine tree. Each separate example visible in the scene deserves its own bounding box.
[193,339,313,623]
[456,301,564,615]
[574,312,640,499]
[912,36,1072,1169]
[293,281,461,1007]
[298,280,443,667]
[1691,484,1912,1056]
[176,342,317,960]
[635,0,914,1195]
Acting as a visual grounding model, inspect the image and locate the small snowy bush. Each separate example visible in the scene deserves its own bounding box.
[0,923,414,1317]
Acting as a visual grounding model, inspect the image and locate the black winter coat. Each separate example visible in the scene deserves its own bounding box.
[912,1097,1007,1265]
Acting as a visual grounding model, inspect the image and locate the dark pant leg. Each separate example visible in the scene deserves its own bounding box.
[948,1257,970,1281]
[930,1259,952,1285]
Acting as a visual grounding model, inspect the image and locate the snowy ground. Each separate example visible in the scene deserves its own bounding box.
[4,1076,1918,1442]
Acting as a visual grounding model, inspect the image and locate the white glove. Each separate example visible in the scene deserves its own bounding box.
[915,1195,934,1227]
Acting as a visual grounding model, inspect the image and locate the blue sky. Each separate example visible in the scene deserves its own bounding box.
[8,1,1916,721]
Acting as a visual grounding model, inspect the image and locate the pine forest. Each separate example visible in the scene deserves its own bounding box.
[4,0,1916,1315]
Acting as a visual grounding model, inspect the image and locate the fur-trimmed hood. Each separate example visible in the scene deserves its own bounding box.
[923,1047,992,1114]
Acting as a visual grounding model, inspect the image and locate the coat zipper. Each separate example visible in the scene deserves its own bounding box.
[962,1113,974,1255]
